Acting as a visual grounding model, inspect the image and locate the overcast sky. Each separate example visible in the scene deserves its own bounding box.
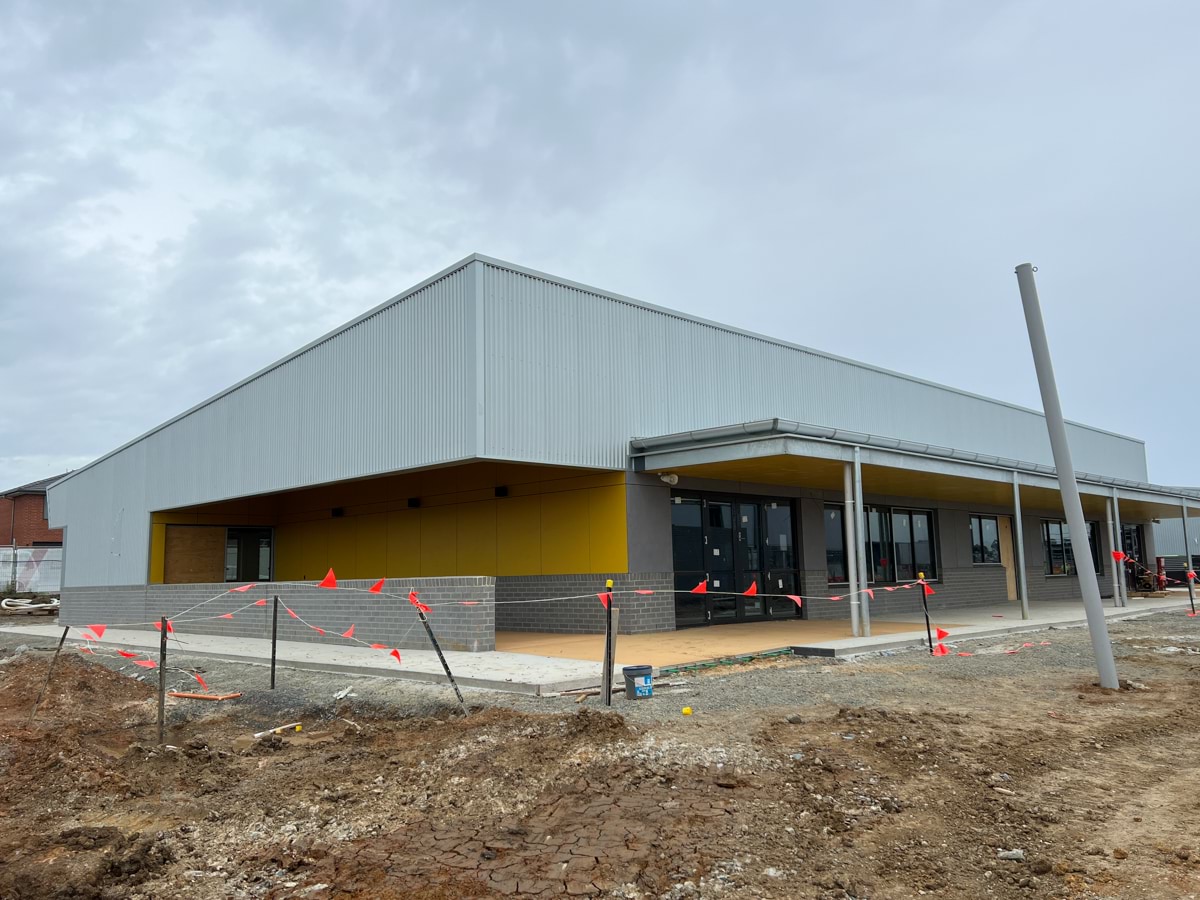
[3,1,1198,492]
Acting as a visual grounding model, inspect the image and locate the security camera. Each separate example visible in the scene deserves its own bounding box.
[660,473,679,486]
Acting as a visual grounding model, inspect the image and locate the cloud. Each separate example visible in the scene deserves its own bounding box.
[1,0,1198,491]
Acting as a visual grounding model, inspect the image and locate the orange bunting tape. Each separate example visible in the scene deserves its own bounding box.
[87,624,107,640]
[318,568,338,589]
[369,578,385,594]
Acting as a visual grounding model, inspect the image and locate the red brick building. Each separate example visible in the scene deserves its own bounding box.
[2,475,66,547]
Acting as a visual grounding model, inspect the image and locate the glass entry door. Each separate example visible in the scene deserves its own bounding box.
[671,493,801,626]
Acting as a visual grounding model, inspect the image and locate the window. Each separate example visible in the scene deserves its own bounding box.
[1042,520,1102,576]
[970,515,1002,564]
[825,504,937,583]
[825,506,846,584]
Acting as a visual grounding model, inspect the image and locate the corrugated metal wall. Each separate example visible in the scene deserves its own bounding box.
[1151,516,1200,556]
[478,259,1148,479]
[51,254,1151,588]
[50,264,477,586]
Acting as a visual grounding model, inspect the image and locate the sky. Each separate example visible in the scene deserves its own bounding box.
[2,0,1198,492]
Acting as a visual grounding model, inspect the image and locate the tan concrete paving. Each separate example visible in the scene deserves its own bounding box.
[496,617,964,667]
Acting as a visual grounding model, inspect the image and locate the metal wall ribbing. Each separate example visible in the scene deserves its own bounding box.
[50,264,477,587]
[478,259,1147,480]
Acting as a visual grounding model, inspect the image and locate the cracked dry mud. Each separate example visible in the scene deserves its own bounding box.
[2,613,1200,899]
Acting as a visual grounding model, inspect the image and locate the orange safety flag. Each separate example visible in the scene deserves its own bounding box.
[634,589,655,595]
[1022,642,1034,648]
[231,583,256,593]
[935,627,950,640]
[369,578,385,594]
[389,648,402,664]
[370,643,388,649]
[690,580,707,594]
[1005,649,1020,654]
[1189,612,1198,617]
[1040,641,1051,646]
[311,625,326,636]
[787,595,803,608]
[865,589,874,600]
[254,599,268,606]
[902,583,913,589]
[79,646,95,654]
[829,596,842,602]
[81,630,101,642]
[153,620,175,633]
[459,600,480,606]
[597,591,611,609]
[957,651,973,657]
[117,649,139,658]
[1112,550,1126,562]
[923,583,936,596]
[932,643,950,657]
[318,568,337,589]
[219,613,234,619]
[341,624,356,639]
[86,624,107,640]
[192,673,209,692]
[287,607,299,619]
[883,586,897,592]
[1189,571,1197,581]
[133,659,157,668]
[408,591,431,614]
[742,581,758,596]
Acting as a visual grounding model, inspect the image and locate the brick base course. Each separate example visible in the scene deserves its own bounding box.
[495,572,675,634]
[59,577,495,652]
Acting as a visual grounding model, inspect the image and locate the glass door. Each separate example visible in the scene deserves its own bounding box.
[671,497,706,627]
[736,502,766,619]
[764,501,801,618]
[706,500,737,622]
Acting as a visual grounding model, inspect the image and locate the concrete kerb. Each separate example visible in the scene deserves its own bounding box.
[802,598,1193,660]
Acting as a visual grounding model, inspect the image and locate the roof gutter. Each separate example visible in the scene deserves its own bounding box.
[630,418,1200,502]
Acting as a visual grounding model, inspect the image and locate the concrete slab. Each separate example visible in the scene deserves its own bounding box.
[0,623,612,696]
[3,593,1192,694]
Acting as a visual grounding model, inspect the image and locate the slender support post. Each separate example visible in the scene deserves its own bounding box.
[270,594,279,689]
[28,626,70,724]
[417,608,468,715]
[1012,472,1030,620]
[1105,499,1121,607]
[1112,490,1128,607]
[844,462,860,637]
[158,616,168,746]
[920,584,935,654]
[1182,499,1197,615]
[601,579,615,707]
[853,447,871,637]
[1015,263,1118,689]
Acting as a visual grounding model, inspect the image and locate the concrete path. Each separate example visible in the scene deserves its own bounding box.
[2,592,1193,693]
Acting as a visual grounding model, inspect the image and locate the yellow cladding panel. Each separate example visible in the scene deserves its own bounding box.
[456,500,497,574]
[496,495,542,575]
[328,518,357,577]
[355,513,388,575]
[386,510,421,576]
[274,520,329,581]
[588,484,628,572]
[148,523,167,584]
[420,506,457,574]
[540,490,591,574]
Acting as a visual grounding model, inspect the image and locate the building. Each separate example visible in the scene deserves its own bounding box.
[2,474,65,548]
[46,255,1200,650]
[3,474,67,593]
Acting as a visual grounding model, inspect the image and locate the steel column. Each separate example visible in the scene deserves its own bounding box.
[1012,471,1030,620]
[1105,499,1121,607]
[1112,489,1128,607]
[853,446,871,637]
[1181,498,1196,614]
[844,462,860,637]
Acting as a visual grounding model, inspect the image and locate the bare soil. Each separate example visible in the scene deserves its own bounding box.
[2,613,1200,899]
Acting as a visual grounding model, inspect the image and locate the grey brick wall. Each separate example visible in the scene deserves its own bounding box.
[495,572,674,634]
[60,577,496,652]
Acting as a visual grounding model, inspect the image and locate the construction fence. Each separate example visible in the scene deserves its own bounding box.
[2,547,62,593]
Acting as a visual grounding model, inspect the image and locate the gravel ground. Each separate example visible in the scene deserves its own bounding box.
[3,610,1190,732]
